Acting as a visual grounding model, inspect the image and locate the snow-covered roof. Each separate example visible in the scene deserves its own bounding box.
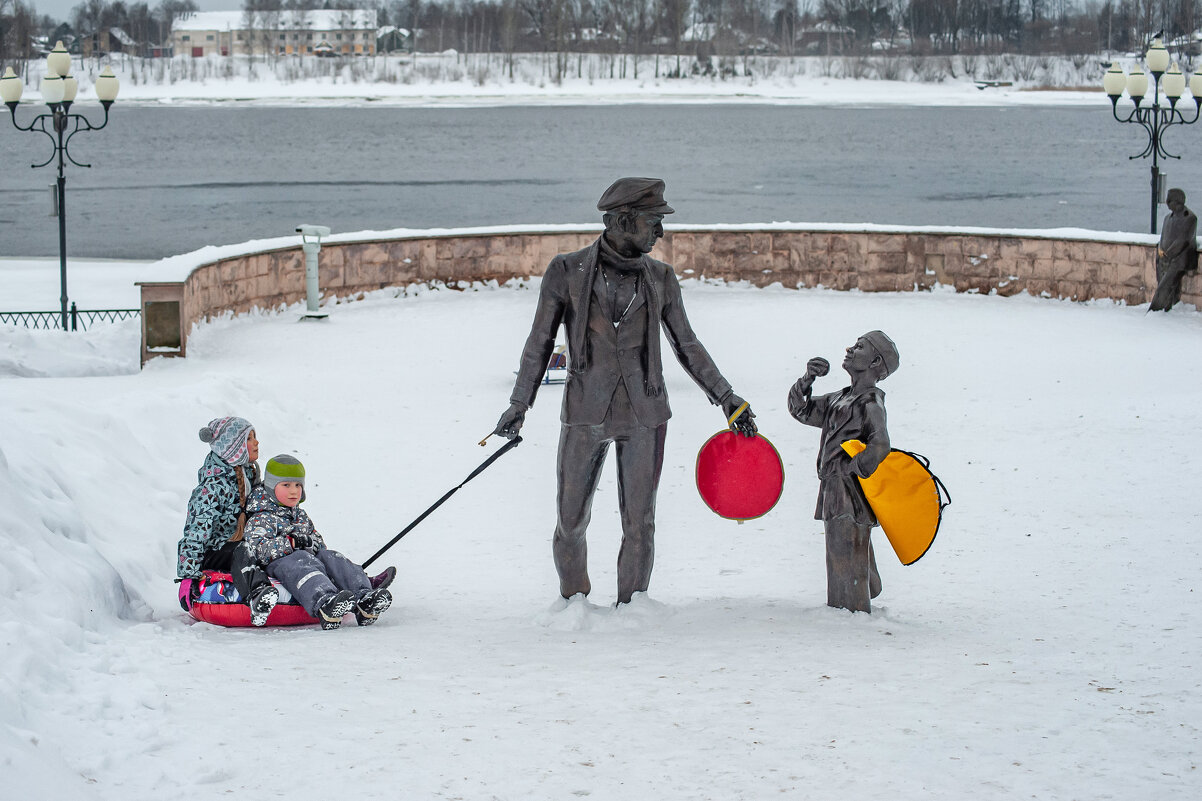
[109,27,137,47]
[172,10,378,33]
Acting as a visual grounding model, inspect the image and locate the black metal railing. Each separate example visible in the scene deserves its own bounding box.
[0,303,140,331]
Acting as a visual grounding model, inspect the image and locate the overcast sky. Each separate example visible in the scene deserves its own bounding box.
[34,1,240,25]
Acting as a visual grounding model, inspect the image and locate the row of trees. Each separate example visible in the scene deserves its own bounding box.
[1,0,197,60]
[3,0,1201,65]
[351,0,1200,57]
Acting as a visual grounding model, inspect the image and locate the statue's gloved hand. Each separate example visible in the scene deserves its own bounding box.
[722,393,757,437]
[848,455,874,479]
[804,356,830,385]
[793,357,830,399]
[494,402,527,440]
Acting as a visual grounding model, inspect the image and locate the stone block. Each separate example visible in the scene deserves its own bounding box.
[856,272,896,292]
[1049,258,1080,281]
[452,236,489,260]
[356,242,391,265]
[1028,258,1051,280]
[865,251,908,274]
[691,232,715,260]
[1052,239,1087,262]
[748,233,773,255]
[995,280,1024,297]
[959,254,995,278]
[796,271,820,288]
[1121,287,1148,305]
[320,258,346,288]
[734,251,769,274]
[866,234,900,254]
[316,246,342,271]
[418,240,440,278]
[1024,278,1056,297]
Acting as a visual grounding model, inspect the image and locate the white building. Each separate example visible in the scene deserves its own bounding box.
[171,10,378,57]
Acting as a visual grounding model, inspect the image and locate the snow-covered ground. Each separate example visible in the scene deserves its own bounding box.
[2,257,1200,799]
[6,51,1112,107]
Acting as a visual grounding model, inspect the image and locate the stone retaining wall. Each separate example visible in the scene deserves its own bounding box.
[145,227,1198,363]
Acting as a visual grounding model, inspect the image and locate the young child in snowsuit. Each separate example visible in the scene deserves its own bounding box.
[178,416,277,624]
[788,331,899,614]
[243,455,393,630]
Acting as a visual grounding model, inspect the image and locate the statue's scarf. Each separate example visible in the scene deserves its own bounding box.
[571,234,664,398]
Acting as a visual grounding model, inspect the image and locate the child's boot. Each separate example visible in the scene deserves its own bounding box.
[247,584,279,627]
[316,589,356,630]
[354,588,392,626]
[370,566,396,591]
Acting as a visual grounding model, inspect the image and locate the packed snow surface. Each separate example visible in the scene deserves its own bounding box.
[2,258,1200,799]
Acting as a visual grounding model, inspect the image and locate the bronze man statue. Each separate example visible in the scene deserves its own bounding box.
[494,177,757,605]
[1150,187,1198,312]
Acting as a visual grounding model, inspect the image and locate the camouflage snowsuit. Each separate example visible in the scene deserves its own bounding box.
[243,485,370,616]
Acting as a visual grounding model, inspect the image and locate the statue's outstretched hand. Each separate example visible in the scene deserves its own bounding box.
[494,402,527,440]
[722,393,758,437]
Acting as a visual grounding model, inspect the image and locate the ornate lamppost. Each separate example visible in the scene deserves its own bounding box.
[1,42,120,331]
[1104,38,1202,235]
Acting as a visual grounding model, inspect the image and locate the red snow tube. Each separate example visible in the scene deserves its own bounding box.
[185,570,318,628]
[189,601,317,627]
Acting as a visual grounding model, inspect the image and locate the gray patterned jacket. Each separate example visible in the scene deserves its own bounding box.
[243,485,326,566]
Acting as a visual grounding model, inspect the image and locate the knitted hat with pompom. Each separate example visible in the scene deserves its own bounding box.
[199,417,255,466]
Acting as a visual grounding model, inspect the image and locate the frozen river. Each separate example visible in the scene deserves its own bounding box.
[2,103,1201,259]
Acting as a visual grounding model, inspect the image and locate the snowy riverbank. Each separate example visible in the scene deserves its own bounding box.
[4,50,1112,107]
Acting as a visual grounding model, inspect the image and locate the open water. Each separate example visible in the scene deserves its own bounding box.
[2,103,1202,259]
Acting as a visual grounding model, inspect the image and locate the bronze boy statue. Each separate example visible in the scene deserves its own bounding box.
[493,177,756,605]
[788,331,899,613]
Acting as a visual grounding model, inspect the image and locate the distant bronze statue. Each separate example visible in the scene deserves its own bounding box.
[788,332,899,614]
[493,177,757,605]
[1150,187,1198,312]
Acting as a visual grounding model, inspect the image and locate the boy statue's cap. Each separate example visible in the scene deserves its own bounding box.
[863,330,899,378]
[597,177,675,214]
[264,454,306,501]
[199,416,254,466]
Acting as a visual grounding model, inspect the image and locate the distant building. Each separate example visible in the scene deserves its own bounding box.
[796,22,855,54]
[376,26,411,54]
[80,27,138,58]
[171,10,378,57]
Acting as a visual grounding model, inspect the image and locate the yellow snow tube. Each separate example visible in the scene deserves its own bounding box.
[841,440,949,565]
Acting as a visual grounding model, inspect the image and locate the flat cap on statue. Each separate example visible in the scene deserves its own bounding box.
[863,330,900,378]
[597,177,675,214]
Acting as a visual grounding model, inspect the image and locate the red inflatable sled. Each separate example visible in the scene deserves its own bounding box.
[185,570,317,627]
[696,430,785,522]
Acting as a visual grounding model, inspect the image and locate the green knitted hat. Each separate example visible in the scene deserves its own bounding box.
[264,454,306,502]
